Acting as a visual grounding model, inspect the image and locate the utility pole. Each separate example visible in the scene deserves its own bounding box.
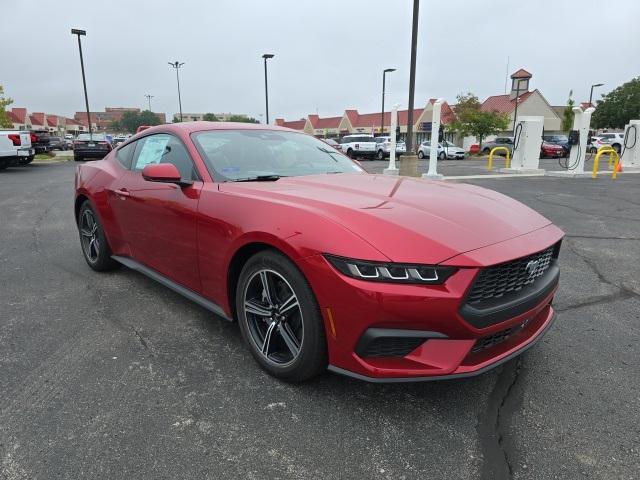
[405,0,420,155]
[168,61,184,122]
[71,28,92,136]
[144,94,154,111]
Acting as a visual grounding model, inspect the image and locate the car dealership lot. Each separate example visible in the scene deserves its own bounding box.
[1,162,638,479]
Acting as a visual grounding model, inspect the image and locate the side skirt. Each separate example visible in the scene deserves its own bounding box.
[111,255,233,321]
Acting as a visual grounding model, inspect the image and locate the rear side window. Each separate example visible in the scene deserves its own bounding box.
[116,142,136,169]
[132,134,198,180]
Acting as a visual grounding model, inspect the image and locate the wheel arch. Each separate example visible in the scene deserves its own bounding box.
[226,240,300,321]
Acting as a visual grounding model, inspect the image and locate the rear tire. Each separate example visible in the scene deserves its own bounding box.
[346,149,355,159]
[482,148,491,155]
[236,250,327,382]
[78,201,119,271]
[74,155,83,162]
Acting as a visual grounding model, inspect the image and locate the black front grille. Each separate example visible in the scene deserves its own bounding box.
[471,323,525,353]
[360,337,425,358]
[466,245,556,307]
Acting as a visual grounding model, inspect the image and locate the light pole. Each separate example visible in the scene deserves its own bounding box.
[512,78,527,133]
[168,61,185,122]
[405,0,420,154]
[589,83,604,108]
[144,94,154,111]
[262,54,275,124]
[71,28,92,136]
[381,68,396,135]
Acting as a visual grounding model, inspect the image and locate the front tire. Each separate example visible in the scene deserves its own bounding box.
[376,149,385,160]
[417,150,425,159]
[236,250,327,382]
[439,151,446,160]
[78,202,119,271]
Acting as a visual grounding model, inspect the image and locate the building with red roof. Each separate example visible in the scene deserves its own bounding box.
[481,69,561,132]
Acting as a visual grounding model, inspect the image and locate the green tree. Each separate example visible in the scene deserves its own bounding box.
[446,92,510,148]
[202,113,218,121]
[115,110,162,133]
[592,77,640,129]
[0,85,14,128]
[226,114,259,123]
[561,90,575,132]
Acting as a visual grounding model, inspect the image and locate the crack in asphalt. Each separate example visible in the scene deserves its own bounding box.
[478,357,525,480]
[533,194,640,223]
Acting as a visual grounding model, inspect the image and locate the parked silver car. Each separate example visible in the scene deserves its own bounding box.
[481,136,514,155]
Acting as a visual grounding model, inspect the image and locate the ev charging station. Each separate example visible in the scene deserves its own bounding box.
[546,107,595,177]
[498,116,545,174]
[422,98,444,180]
[620,119,640,171]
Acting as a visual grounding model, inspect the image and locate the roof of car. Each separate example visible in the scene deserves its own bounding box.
[143,121,296,135]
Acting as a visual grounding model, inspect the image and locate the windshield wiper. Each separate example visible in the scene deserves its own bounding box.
[231,174,283,182]
[316,147,340,162]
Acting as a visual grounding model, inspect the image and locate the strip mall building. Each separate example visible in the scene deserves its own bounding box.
[276,69,563,149]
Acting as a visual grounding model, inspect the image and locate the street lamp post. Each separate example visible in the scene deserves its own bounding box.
[262,54,274,124]
[405,0,420,155]
[589,83,604,108]
[380,68,396,135]
[168,61,185,122]
[71,28,92,136]
[144,94,154,111]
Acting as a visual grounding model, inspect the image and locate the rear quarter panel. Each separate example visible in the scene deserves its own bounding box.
[75,154,129,255]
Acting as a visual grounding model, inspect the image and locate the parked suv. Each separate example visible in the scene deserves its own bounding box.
[339,135,377,159]
[30,130,51,154]
[374,136,406,159]
[481,137,514,155]
[49,136,68,150]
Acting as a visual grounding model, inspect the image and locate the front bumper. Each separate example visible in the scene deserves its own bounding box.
[297,225,563,382]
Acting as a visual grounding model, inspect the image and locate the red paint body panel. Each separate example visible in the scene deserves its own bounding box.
[75,122,564,381]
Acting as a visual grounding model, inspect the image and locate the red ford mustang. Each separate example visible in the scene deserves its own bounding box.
[74,122,563,382]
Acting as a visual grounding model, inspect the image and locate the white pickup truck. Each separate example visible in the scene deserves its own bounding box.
[0,130,35,170]
[339,134,378,159]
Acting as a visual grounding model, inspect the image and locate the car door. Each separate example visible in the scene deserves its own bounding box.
[116,133,203,292]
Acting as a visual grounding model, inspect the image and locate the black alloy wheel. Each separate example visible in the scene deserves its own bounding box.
[78,202,118,271]
[236,250,327,382]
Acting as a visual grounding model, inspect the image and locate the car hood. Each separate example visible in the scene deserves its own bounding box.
[220,174,551,264]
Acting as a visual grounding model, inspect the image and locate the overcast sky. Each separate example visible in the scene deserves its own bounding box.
[2,0,639,122]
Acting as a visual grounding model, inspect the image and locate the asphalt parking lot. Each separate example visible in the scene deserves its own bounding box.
[1,161,638,479]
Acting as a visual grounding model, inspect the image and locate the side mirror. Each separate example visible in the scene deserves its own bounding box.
[142,163,192,187]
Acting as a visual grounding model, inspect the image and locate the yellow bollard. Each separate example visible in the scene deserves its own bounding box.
[487,147,511,171]
[592,147,619,179]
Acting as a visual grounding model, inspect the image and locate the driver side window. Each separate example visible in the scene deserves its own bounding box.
[132,134,198,180]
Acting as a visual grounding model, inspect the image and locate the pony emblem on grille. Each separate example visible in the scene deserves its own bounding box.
[525,260,540,277]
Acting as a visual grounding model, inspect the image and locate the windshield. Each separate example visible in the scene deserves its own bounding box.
[192,129,365,181]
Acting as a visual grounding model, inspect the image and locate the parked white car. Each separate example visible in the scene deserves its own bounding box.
[418,140,465,160]
[0,130,35,170]
[374,136,406,160]
[590,132,625,153]
[339,135,377,159]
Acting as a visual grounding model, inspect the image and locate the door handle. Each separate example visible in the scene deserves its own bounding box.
[114,188,130,198]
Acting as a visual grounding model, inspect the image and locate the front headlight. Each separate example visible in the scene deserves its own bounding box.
[324,254,457,284]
